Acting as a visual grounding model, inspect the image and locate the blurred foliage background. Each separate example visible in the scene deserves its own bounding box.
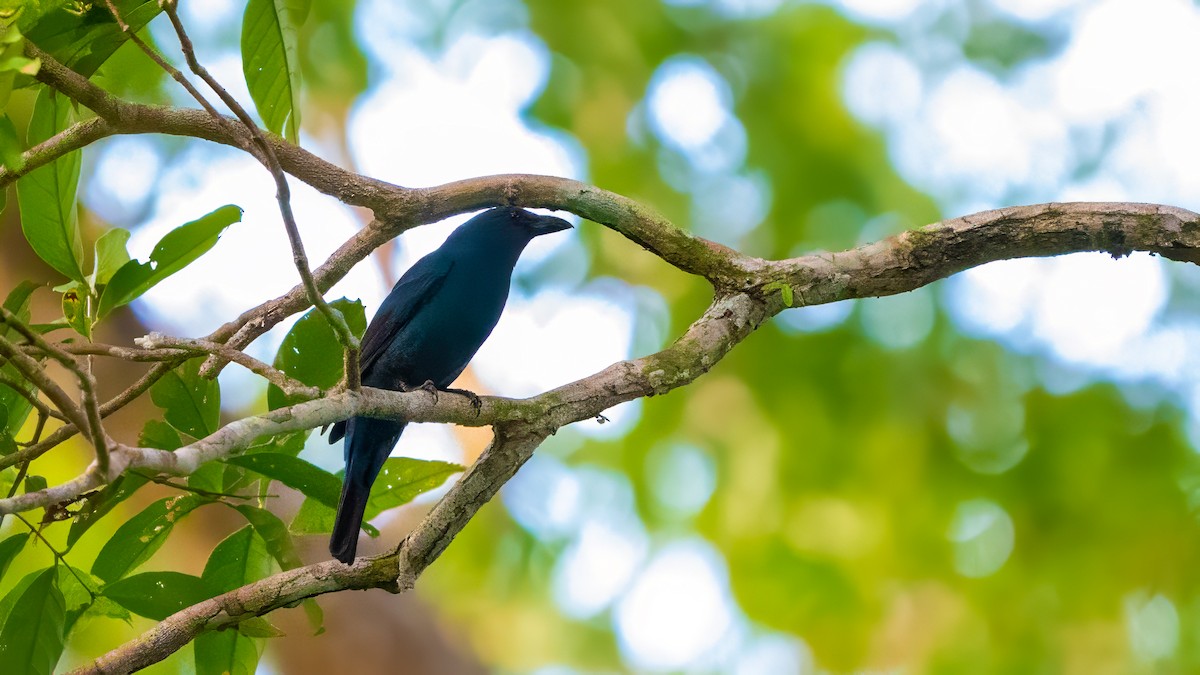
[4,0,1200,673]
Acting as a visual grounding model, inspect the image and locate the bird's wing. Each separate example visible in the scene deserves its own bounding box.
[359,256,454,377]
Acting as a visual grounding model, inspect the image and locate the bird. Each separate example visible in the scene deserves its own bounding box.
[327,206,573,564]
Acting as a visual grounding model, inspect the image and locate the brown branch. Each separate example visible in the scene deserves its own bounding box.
[102,0,247,149]
[157,4,361,386]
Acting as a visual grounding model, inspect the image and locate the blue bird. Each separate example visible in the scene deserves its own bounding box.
[327,206,572,563]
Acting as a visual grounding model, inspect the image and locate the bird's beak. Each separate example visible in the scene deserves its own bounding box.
[532,214,573,235]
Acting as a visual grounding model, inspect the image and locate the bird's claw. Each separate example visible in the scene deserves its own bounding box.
[417,380,439,402]
[444,387,483,414]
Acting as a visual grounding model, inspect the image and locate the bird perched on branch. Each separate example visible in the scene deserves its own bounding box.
[327,206,573,564]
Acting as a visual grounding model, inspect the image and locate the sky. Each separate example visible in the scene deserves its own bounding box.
[78,0,1200,672]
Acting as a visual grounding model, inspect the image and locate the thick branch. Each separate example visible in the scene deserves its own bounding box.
[73,425,546,675]
[772,202,1200,309]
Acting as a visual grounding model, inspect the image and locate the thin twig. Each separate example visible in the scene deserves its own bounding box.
[0,333,90,435]
[101,0,249,151]
[134,333,321,398]
[23,341,189,362]
[17,409,48,447]
[130,471,272,501]
[0,308,109,473]
[159,1,361,388]
[0,360,178,471]
[24,335,320,398]
[0,372,67,421]
[14,512,97,600]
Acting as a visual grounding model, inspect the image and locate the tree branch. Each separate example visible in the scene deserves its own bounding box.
[11,29,1200,674]
[156,2,361,385]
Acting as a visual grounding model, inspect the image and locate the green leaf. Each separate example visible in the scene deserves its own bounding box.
[139,418,184,450]
[241,0,310,142]
[91,227,131,287]
[150,358,221,439]
[59,279,90,339]
[231,507,323,639]
[363,458,461,517]
[0,568,37,628]
[267,297,366,410]
[0,281,39,439]
[24,474,46,493]
[188,462,225,495]
[0,532,29,581]
[763,281,794,308]
[195,526,274,675]
[58,567,120,633]
[0,21,29,113]
[0,113,22,172]
[23,1,162,78]
[102,571,210,621]
[195,630,261,675]
[237,617,285,638]
[0,567,65,675]
[225,453,342,509]
[290,458,460,535]
[91,495,209,583]
[16,88,83,281]
[97,204,243,318]
[234,504,303,571]
[204,526,275,593]
[66,472,150,548]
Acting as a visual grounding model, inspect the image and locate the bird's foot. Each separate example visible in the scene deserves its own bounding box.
[443,387,483,414]
[416,379,440,402]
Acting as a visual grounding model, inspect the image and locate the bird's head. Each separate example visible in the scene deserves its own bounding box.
[456,206,572,240]
[447,207,573,258]
[506,206,573,237]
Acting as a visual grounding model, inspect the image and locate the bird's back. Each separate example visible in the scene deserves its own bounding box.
[361,227,521,390]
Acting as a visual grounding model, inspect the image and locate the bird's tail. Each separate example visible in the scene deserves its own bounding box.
[330,416,407,564]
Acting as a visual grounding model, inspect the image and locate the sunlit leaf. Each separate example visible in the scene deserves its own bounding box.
[97,204,242,318]
[59,279,90,338]
[16,88,83,281]
[0,113,21,172]
[91,227,131,287]
[102,571,210,621]
[267,297,365,410]
[241,0,310,142]
[59,566,122,633]
[0,281,39,438]
[150,358,221,439]
[91,495,209,583]
[225,453,341,509]
[0,567,65,675]
[0,532,29,581]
